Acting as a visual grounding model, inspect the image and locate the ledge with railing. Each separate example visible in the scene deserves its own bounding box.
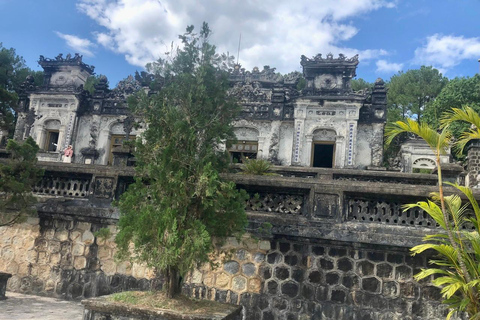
[29,162,472,248]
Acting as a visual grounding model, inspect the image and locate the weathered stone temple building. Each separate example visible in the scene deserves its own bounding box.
[3,53,467,320]
[14,53,386,169]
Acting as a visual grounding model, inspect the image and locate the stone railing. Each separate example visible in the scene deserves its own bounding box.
[33,172,92,198]
[245,191,305,215]
[30,162,474,247]
[345,196,437,228]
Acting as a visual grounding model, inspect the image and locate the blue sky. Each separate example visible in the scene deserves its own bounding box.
[1,0,480,87]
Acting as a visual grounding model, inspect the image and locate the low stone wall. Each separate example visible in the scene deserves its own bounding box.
[0,216,155,299]
[0,214,464,320]
[186,238,456,320]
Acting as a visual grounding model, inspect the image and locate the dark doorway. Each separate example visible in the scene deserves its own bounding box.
[46,131,59,152]
[312,143,334,168]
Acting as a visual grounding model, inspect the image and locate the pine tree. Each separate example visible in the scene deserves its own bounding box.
[0,137,43,226]
[115,23,248,298]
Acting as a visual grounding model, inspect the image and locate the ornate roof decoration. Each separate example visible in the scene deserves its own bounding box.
[300,53,359,67]
[374,78,386,91]
[19,75,37,93]
[38,53,95,74]
[107,75,142,99]
[283,72,302,85]
[229,64,285,84]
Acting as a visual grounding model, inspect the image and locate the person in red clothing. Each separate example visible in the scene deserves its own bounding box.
[63,145,73,163]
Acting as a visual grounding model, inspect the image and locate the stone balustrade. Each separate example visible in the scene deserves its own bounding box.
[28,162,471,249]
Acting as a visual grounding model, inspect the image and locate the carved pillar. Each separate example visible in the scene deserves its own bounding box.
[346,121,357,167]
[370,78,387,168]
[305,134,313,166]
[335,136,345,168]
[257,136,266,159]
[466,139,480,187]
[292,106,306,166]
[63,114,76,150]
[36,127,45,149]
[57,125,66,152]
[13,114,27,141]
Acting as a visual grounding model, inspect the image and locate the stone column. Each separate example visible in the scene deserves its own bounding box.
[57,125,66,152]
[305,134,313,166]
[292,106,306,166]
[63,114,76,149]
[36,127,46,149]
[257,136,266,159]
[335,136,345,168]
[466,139,480,187]
[346,121,357,167]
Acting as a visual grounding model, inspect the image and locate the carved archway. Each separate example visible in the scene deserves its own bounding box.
[412,157,436,169]
[233,127,260,141]
[311,128,336,142]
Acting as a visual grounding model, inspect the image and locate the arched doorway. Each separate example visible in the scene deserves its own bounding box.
[43,119,61,152]
[311,129,336,168]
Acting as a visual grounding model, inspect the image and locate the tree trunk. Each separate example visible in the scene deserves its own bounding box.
[165,266,181,298]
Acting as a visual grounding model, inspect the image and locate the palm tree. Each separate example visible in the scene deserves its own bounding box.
[441,106,480,154]
[385,119,480,319]
[407,185,480,319]
[384,119,452,242]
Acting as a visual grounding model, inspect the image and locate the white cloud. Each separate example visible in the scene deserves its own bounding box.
[376,59,403,73]
[414,34,480,71]
[75,0,395,72]
[55,32,95,57]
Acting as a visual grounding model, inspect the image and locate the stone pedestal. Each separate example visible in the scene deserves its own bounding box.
[112,146,134,167]
[82,294,243,320]
[81,147,99,164]
[0,272,12,300]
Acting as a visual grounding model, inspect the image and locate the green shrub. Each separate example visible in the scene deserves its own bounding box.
[242,158,275,175]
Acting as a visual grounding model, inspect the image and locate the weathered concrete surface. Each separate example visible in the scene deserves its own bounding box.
[0,291,83,320]
[82,295,243,320]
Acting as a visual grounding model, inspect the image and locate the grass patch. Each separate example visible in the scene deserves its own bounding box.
[109,291,234,314]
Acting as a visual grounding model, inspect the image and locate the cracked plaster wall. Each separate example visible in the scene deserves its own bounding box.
[356,123,385,169]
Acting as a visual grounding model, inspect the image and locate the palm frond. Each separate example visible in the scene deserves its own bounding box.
[413,244,459,266]
[456,131,480,155]
[441,106,480,129]
[449,182,480,231]
[446,309,457,320]
[413,268,450,280]
[444,194,469,231]
[404,200,446,229]
[385,118,451,154]
[437,279,463,299]
[441,107,480,154]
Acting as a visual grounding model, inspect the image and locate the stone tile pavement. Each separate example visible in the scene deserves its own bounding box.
[0,292,84,320]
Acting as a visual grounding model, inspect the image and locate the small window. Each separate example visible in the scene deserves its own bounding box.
[228,140,258,163]
[45,131,59,152]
